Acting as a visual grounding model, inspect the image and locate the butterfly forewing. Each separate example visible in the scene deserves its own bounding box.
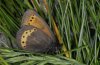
[22,10,55,39]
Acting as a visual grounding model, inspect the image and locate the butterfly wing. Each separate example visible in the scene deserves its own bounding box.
[16,25,57,53]
[16,9,60,53]
[21,9,55,42]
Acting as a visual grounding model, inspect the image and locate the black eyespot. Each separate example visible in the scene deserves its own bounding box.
[26,32,28,34]
[23,46,26,47]
[32,17,34,19]
[34,28,37,31]
[22,41,24,43]
[23,36,25,38]
[30,20,32,21]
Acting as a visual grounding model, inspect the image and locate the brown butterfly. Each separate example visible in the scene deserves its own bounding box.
[16,10,59,54]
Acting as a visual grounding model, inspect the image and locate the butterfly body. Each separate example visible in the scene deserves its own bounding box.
[16,9,59,54]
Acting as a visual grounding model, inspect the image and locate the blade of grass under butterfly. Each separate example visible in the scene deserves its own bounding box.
[0,55,9,65]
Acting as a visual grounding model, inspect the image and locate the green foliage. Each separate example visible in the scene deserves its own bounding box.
[0,48,85,65]
[0,0,100,65]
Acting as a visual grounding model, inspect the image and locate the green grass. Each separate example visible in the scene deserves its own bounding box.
[0,0,100,65]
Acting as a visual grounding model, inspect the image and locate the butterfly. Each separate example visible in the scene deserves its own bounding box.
[16,9,59,54]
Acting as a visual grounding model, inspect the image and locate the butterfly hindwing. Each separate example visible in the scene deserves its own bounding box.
[17,25,56,53]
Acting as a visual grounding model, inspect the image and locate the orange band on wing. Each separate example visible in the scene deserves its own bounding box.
[21,28,37,48]
[23,15,52,38]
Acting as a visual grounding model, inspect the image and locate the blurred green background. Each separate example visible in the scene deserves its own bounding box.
[0,0,100,65]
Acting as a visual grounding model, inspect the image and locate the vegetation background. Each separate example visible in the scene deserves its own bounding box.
[0,0,100,65]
